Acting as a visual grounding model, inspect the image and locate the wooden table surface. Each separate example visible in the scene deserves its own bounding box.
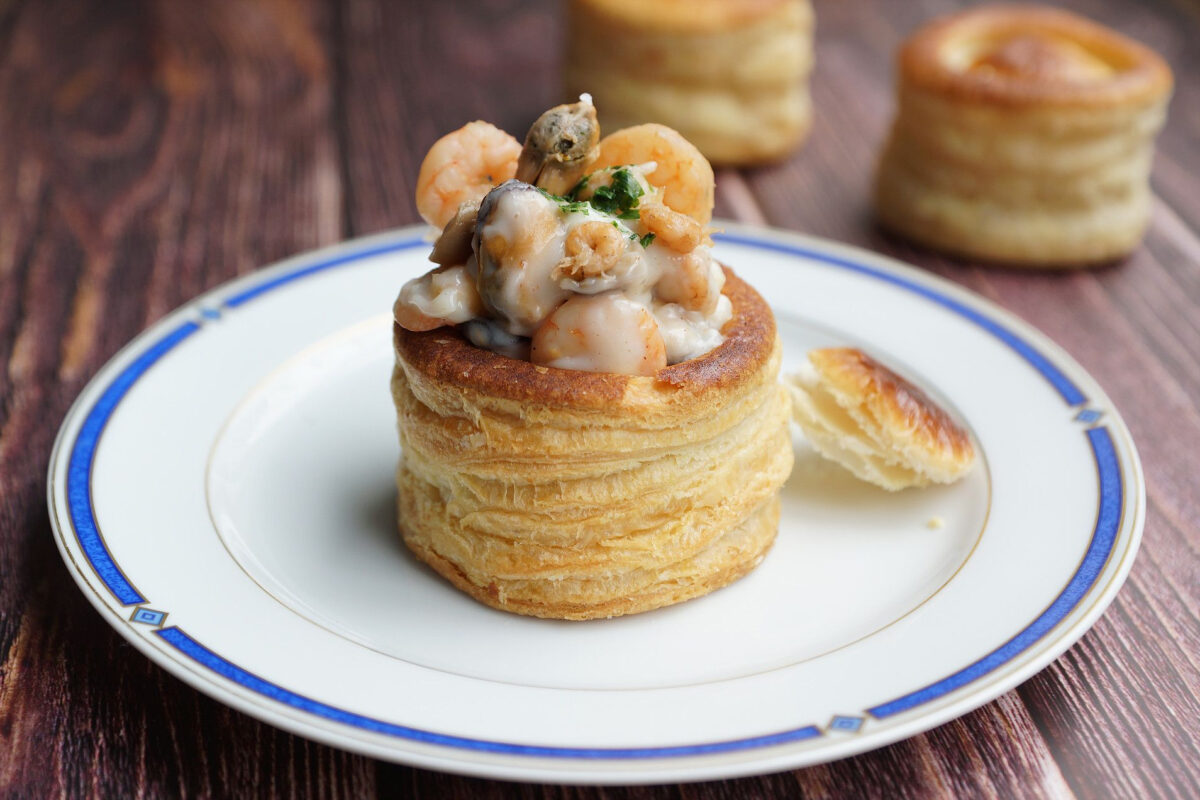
[2,0,1199,796]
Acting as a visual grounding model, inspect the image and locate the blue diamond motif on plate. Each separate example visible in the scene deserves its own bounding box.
[829,715,863,732]
[1075,408,1102,424]
[131,607,166,626]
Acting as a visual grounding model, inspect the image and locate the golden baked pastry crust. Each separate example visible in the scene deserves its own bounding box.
[875,5,1172,267]
[900,5,1172,108]
[787,348,975,490]
[393,268,794,619]
[565,0,814,165]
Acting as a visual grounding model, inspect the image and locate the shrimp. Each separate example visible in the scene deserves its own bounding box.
[654,250,725,315]
[638,203,706,253]
[393,265,485,332]
[530,293,666,376]
[415,121,521,229]
[392,297,444,332]
[589,124,715,225]
[554,221,629,282]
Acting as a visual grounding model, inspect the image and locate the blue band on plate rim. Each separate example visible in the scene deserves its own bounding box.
[60,231,1125,759]
[66,320,202,607]
[868,425,1121,718]
[155,626,821,757]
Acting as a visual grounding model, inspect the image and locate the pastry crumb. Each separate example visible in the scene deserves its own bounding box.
[926,516,945,530]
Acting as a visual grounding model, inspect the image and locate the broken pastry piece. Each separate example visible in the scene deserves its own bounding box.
[786,347,975,490]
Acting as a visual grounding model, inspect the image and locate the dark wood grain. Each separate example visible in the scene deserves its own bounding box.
[2,0,1199,796]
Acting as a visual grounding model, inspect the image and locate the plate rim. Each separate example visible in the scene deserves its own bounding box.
[46,222,1145,784]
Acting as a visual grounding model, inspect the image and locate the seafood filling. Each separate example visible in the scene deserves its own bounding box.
[396,97,730,376]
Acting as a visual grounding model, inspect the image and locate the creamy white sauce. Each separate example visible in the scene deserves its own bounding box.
[654,294,732,364]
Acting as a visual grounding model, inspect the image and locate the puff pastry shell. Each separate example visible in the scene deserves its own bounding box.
[875,5,1172,267]
[392,269,793,620]
[565,0,814,165]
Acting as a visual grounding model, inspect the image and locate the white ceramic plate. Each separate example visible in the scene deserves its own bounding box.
[48,224,1143,784]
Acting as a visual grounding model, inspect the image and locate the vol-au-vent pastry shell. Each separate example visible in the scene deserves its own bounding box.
[875,4,1172,266]
[392,267,794,620]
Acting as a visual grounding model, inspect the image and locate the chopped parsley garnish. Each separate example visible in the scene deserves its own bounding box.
[588,168,644,219]
[639,232,656,248]
[536,186,590,214]
[567,175,589,200]
[537,167,646,222]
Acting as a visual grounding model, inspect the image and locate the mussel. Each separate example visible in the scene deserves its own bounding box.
[514,97,600,197]
[471,180,570,336]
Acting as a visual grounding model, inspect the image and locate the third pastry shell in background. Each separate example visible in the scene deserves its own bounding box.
[565,0,815,166]
[874,4,1173,268]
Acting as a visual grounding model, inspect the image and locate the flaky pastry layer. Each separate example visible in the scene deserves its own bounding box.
[787,348,975,491]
